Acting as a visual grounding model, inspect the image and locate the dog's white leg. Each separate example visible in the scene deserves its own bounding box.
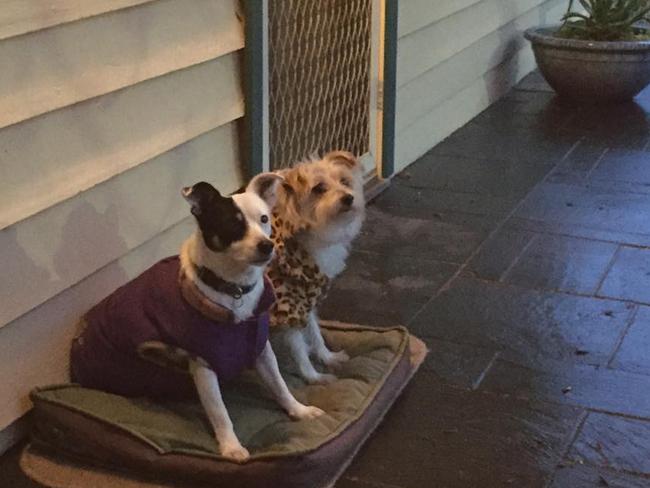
[191,363,249,462]
[306,311,350,369]
[285,328,337,384]
[255,341,324,419]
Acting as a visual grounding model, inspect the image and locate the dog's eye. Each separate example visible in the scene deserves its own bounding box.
[260,215,269,224]
[312,183,327,195]
[340,177,351,187]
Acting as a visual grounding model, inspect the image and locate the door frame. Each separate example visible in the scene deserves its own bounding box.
[242,0,270,176]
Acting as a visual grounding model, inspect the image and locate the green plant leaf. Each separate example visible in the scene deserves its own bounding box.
[565,12,594,21]
[559,0,650,40]
[579,0,594,14]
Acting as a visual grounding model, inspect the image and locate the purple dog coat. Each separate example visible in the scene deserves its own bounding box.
[70,256,274,400]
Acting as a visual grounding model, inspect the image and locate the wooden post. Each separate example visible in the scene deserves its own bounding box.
[381,0,398,178]
[242,0,269,177]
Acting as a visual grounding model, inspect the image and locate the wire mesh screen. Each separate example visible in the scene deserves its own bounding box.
[268,0,372,169]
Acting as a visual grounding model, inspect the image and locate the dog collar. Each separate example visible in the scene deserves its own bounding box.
[193,263,255,299]
[179,271,234,322]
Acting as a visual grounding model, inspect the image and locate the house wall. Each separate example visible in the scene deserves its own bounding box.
[0,0,246,453]
[394,0,568,171]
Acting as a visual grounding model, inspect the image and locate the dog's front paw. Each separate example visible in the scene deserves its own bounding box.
[321,349,350,369]
[288,403,325,420]
[219,441,250,462]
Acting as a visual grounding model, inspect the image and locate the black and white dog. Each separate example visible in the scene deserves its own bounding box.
[70,174,324,462]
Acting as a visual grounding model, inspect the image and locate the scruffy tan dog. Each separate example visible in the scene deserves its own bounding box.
[267,151,365,384]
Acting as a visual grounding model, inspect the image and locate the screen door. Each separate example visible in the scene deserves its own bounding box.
[268,0,383,180]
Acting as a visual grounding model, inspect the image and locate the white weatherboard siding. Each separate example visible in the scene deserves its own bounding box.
[0,0,245,452]
[1,123,242,331]
[398,0,553,87]
[0,0,156,40]
[0,217,195,436]
[0,0,243,130]
[398,0,482,39]
[0,53,243,230]
[394,0,565,172]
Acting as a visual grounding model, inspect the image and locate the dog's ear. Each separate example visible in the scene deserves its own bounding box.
[182,181,222,216]
[324,150,360,171]
[247,172,284,208]
[281,167,309,197]
[282,180,295,196]
[271,168,294,196]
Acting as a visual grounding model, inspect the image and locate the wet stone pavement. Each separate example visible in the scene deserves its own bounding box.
[325,72,650,487]
[3,72,650,487]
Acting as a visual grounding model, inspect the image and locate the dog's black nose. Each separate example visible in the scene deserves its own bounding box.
[257,240,274,256]
[341,194,354,207]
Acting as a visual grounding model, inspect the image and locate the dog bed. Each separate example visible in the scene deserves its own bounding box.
[21,322,427,488]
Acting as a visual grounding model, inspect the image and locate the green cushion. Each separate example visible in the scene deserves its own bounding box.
[31,324,409,461]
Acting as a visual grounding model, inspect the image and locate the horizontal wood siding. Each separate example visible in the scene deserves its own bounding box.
[0,217,194,430]
[398,0,550,87]
[0,52,243,230]
[1,122,242,331]
[395,0,565,172]
[0,0,156,40]
[0,0,243,131]
[0,0,245,442]
[398,0,481,38]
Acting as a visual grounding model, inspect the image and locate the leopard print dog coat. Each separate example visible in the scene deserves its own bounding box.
[266,212,329,329]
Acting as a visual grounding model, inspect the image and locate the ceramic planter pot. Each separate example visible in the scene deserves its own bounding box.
[525,26,650,102]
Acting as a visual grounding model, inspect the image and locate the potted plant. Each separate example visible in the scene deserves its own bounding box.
[525,0,650,102]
